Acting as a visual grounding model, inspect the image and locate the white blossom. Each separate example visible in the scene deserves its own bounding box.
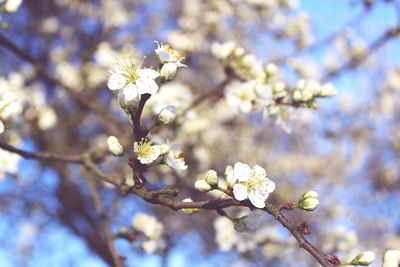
[225,81,256,113]
[211,41,237,60]
[213,217,237,251]
[132,213,165,253]
[0,148,21,181]
[134,139,162,164]
[382,250,400,267]
[166,144,187,172]
[155,41,186,66]
[4,0,23,13]
[107,57,160,95]
[230,162,276,208]
[107,136,124,157]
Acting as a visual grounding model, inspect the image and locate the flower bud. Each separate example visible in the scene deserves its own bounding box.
[382,250,400,267]
[107,136,124,156]
[157,105,177,125]
[302,190,318,200]
[118,86,140,110]
[205,170,219,186]
[160,63,177,81]
[350,251,375,266]
[265,63,278,77]
[195,179,212,192]
[301,90,314,102]
[292,90,302,102]
[298,198,319,211]
[319,83,337,97]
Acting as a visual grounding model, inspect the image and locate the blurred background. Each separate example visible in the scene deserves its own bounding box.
[0,0,400,266]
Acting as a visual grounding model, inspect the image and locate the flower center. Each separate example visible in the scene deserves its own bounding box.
[123,63,139,84]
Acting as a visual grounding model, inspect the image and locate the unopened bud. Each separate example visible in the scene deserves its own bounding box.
[319,83,337,97]
[205,170,219,186]
[107,136,124,156]
[302,190,318,200]
[297,198,319,211]
[118,86,140,110]
[160,63,177,81]
[157,105,177,125]
[195,179,212,192]
[350,251,375,266]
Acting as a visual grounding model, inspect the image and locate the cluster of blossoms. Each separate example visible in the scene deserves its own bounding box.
[0,74,23,134]
[212,41,337,132]
[106,42,188,174]
[132,213,165,254]
[195,162,276,209]
[213,214,290,255]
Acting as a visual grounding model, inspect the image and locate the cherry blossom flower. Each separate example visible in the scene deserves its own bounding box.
[107,57,160,95]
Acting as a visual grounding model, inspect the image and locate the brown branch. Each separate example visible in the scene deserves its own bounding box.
[82,172,124,267]
[0,141,83,164]
[132,93,151,141]
[1,138,339,266]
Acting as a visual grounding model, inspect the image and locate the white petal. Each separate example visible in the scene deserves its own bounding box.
[240,102,252,113]
[233,184,248,201]
[136,78,159,95]
[233,162,251,182]
[107,73,126,90]
[252,165,266,177]
[139,69,160,79]
[248,191,266,208]
[266,179,276,193]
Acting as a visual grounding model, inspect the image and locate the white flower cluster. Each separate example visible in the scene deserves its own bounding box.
[226,162,276,208]
[133,139,187,173]
[0,74,23,134]
[213,213,279,253]
[211,41,337,132]
[195,162,275,209]
[106,43,188,173]
[132,213,165,254]
[292,79,337,102]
